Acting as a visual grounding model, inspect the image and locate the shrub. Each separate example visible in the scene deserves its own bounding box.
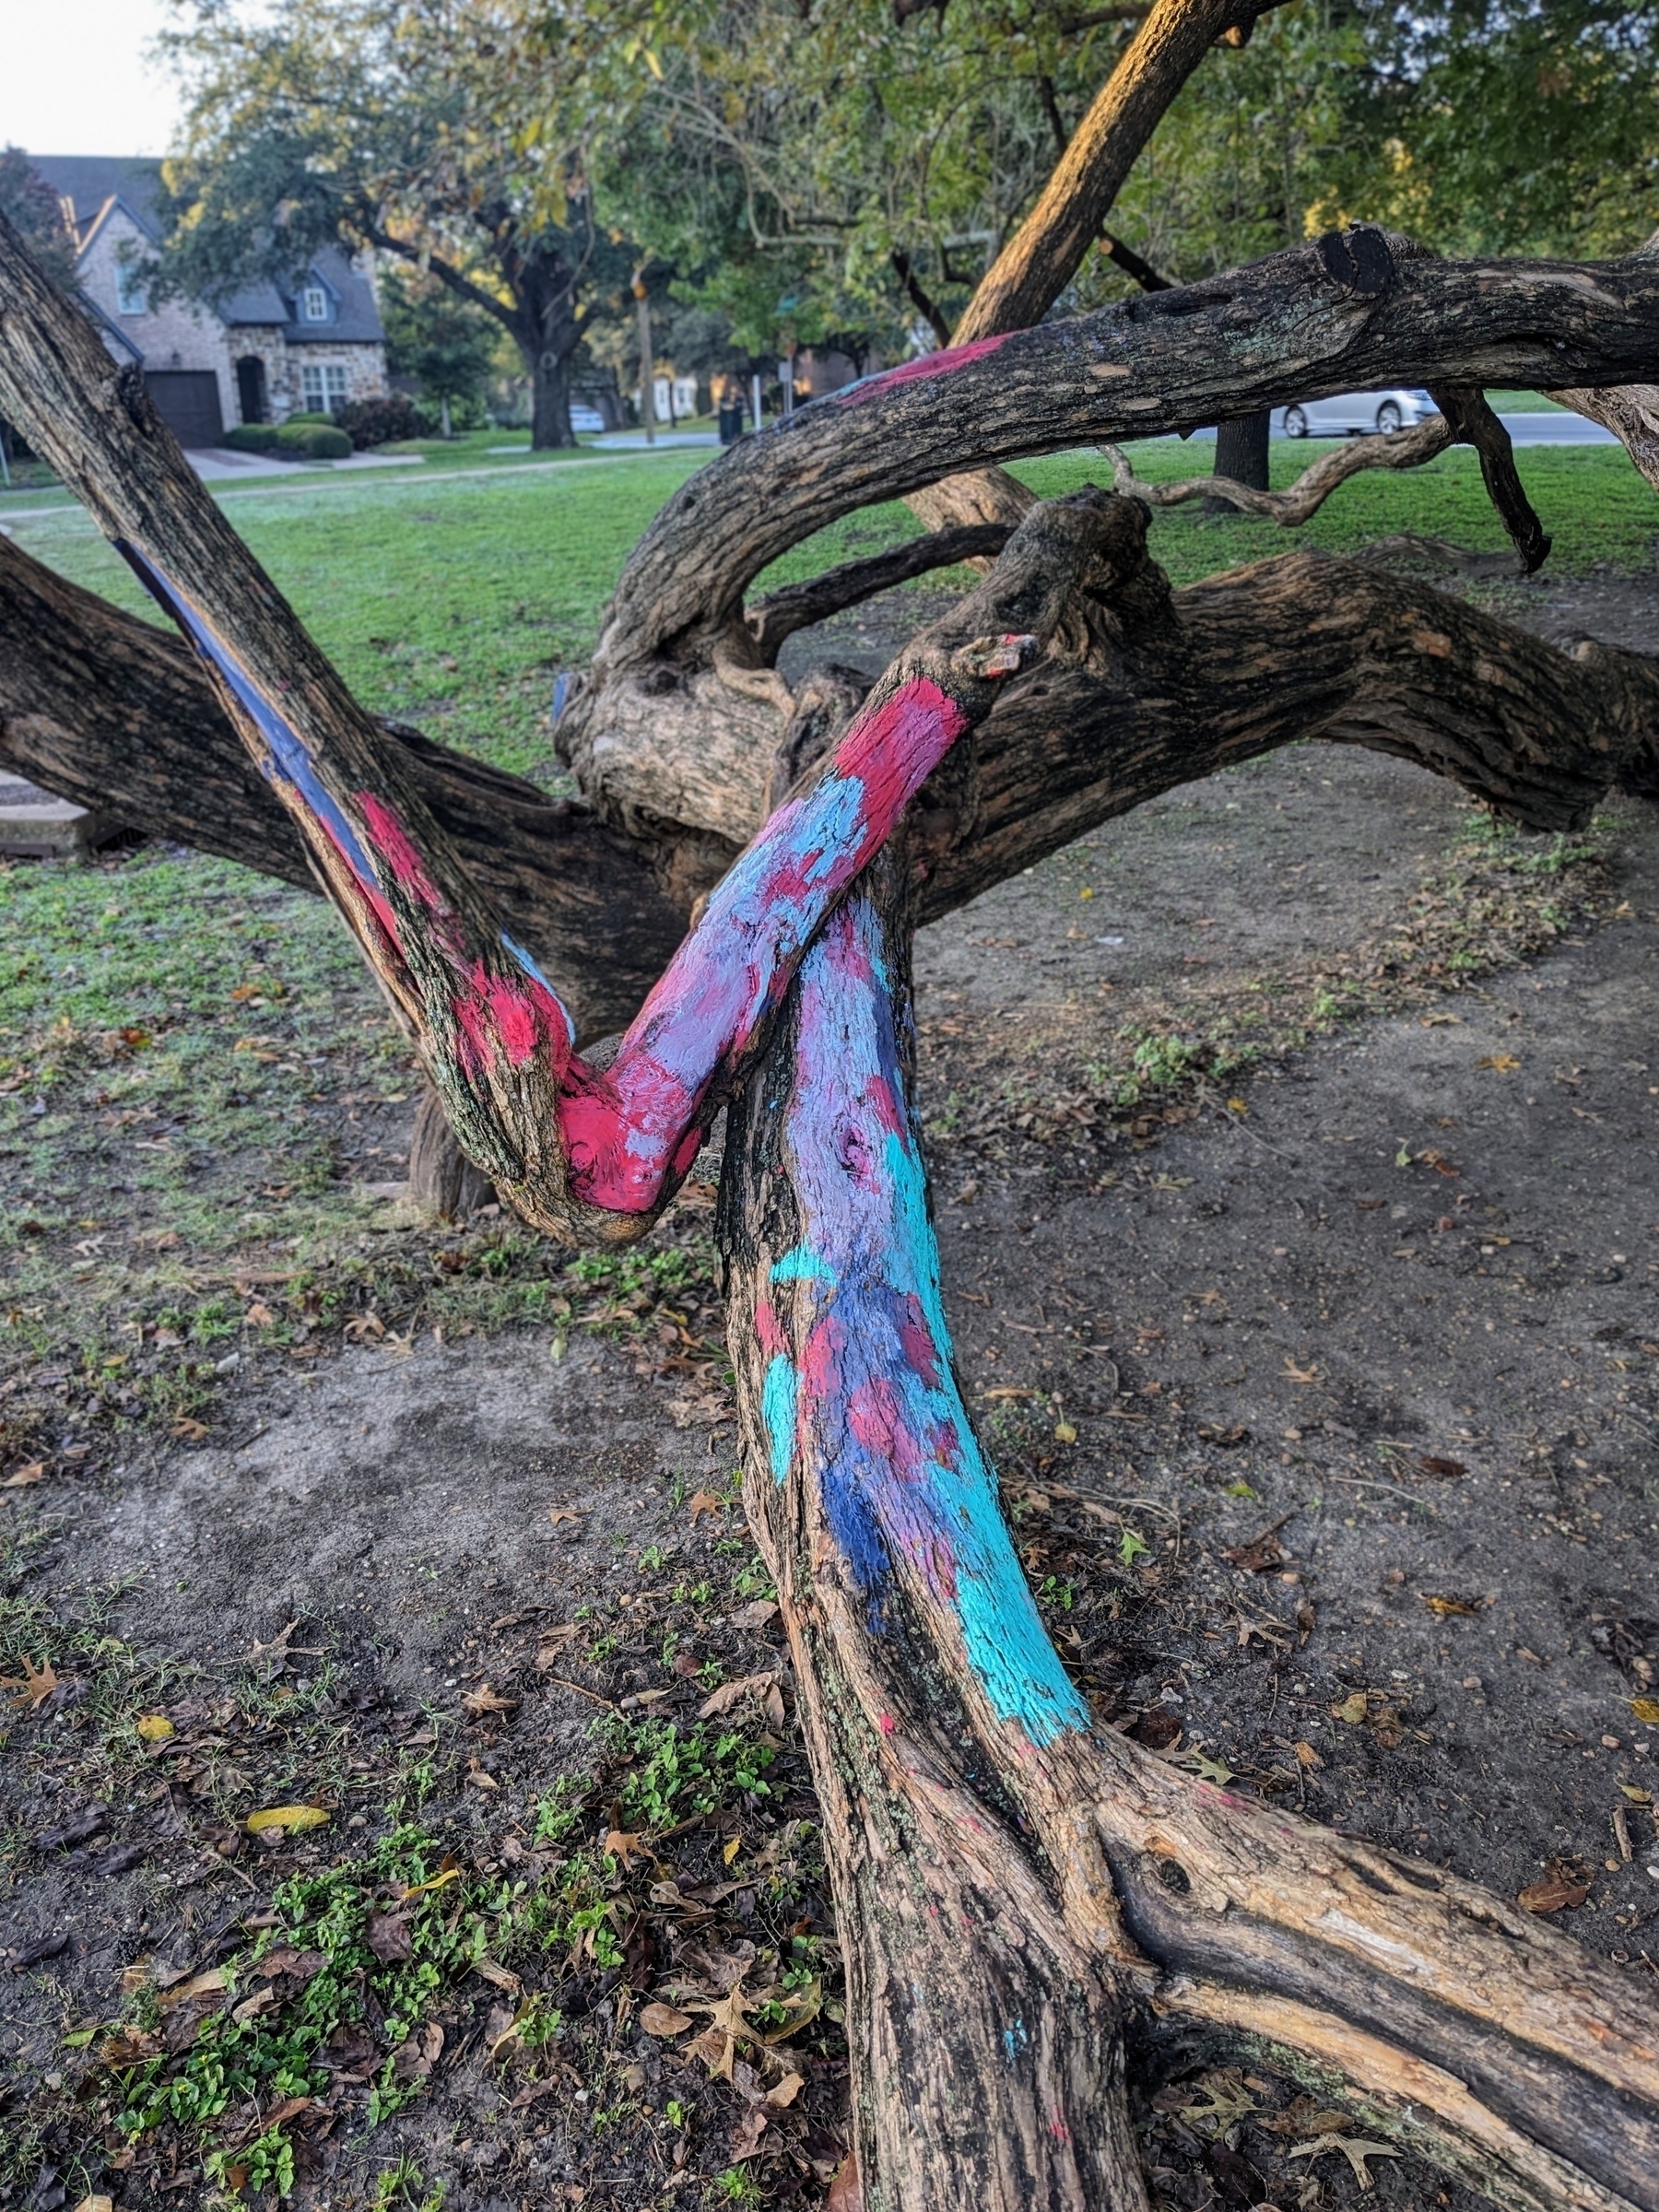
[274,422,352,459]
[224,423,279,453]
[284,410,336,426]
[333,394,425,449]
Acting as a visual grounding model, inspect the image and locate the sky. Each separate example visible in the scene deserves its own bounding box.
[2,0,184,160]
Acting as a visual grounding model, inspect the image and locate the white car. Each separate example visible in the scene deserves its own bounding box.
[570,403,606,433]
[1274,388,1436,438]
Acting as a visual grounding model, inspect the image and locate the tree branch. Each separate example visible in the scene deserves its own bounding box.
[952,0,1269,345]
[744,523,1014,659]
[0,532,693,1042]
[1098,227,1175,290]
[1428,383,1552,573]
[1101,414,1454,521]
[890,247,953,349]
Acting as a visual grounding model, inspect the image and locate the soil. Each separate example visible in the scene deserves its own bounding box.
[4,562,1658,2212]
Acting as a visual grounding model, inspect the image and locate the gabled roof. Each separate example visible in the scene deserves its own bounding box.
[33,156,384,345]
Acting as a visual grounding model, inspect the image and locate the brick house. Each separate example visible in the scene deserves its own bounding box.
[36,157,388,448]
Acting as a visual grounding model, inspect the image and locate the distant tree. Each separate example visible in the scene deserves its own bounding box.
[152,0,633,448]
[380,267,503,437]
[0,147,75,288]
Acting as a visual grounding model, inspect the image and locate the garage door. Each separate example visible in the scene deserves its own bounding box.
[144,371,224,448]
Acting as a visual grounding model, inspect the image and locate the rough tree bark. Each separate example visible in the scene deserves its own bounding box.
[4,205,1659,2210]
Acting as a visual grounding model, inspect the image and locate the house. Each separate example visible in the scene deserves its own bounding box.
[35,157,389,448]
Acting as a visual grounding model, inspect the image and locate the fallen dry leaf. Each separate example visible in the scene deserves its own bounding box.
[460,1683,518,1718]
[641,2002,695,2037]
[1293,1741,1324,1771]
[245,1805,329,1836]
[547,1505,584,1525]
[243,1301,276,1328]
[471,1956,521,1994]
[1288,2136,1400,2189]
[700,1673,785,1725]
[1259,2094,1350,2137]
[365,1912,413,1962]
[1477,1053,1521,1073]
[135,1714,174,1743]
[2,1462,44,1488]
[1631,1696,1659,1726]
[170,1417,209,1441]
[1423,1593,1489,1618]
[2,1656,59,1711]
[688,1488,726,1523]
[605,1829,653,1869]
[730,1599,779,1631]
[767,2070,806,2110]
[1417,1454,1467,1478]
[1519,1862,1591,1914]
[1331,1692,1368,1725]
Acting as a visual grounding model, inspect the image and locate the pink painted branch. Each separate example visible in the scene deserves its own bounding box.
[130,542,1033,1229]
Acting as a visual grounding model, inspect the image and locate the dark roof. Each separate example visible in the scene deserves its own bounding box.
[33,156,384,345]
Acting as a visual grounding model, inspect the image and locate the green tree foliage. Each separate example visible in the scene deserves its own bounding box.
[0,146,76,288]
[1357,0,1659,255]
[153,0,631,446]
[380,266,504,434]
[543,0,1151,357]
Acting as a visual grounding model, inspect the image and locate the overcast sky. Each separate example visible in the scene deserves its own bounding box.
[3,0,184,160]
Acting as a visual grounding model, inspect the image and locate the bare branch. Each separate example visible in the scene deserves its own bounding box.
[745,523,1014,658]
[1428,383,1552,573]
[1101,414,1453,522]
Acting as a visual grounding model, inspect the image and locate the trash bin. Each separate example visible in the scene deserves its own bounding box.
[717,397,744,446]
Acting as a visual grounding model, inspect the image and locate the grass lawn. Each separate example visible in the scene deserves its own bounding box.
[5,433,1653,786]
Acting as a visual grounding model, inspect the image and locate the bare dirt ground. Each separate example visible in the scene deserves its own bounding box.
[4,563,1658,2212]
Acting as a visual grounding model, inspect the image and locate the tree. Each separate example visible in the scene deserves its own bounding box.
[380,265,503,436]
[151,0,631,447]
[0,147,76,289]
[4,1,1659,2194]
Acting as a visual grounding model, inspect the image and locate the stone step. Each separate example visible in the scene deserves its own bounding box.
[0,776,126,859]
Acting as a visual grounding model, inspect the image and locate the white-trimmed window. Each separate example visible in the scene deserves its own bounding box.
[301,283,330,323]
[300,362,349,411]
[114,259,147,314]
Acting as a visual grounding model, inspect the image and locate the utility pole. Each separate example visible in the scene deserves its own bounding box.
[633,269,655,446]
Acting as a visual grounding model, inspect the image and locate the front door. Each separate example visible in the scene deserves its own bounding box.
[235,356,267,426]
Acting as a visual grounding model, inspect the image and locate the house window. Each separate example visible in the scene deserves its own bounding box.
[300,363,350,412]
[115,260,147,315]
[301,284,330,323]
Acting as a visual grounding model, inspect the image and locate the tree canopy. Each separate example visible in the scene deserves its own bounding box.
[151,0,630,445]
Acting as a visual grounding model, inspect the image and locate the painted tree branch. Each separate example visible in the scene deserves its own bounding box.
[0,531,691,1043]
[721,872,1659,2212]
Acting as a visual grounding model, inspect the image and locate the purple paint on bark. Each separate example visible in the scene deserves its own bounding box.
[773,895,1088,1745]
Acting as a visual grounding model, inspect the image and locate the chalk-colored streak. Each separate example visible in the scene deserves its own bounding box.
[837,332,1018,406]
[775,894,1088,1747]
[559,674,970,1213]
[118,542,382,902]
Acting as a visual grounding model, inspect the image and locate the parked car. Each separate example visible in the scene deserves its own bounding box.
[1273,388,1436,438]
[571,403,606,433]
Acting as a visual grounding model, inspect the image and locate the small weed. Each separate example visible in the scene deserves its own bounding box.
[595,1713,775,1832]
